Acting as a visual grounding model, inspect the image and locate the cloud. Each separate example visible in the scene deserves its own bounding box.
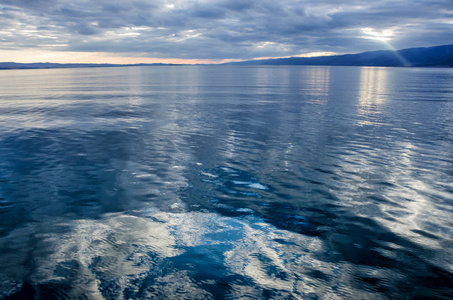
[0,0,452,61]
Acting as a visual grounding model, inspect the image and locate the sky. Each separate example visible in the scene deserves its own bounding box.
[0,0,452,64]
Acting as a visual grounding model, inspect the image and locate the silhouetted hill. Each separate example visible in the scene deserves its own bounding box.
[227,44,453,67]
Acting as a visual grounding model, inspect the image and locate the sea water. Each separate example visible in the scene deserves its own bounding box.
[0,65,452,299]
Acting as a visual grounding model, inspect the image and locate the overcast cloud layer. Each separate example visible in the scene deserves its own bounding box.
[1,0,452,62]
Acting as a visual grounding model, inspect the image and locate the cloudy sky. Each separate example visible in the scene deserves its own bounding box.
[1,0,452,64]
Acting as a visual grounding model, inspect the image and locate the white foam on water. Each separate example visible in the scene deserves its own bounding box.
[247,183,268,190]
[236,208,255,214]
[232,181,249,185]
[201,172,218,178]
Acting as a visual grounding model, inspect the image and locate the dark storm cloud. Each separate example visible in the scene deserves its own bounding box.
[0,0,452,60]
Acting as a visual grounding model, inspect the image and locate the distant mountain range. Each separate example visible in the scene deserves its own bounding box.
[0,62,181,70]
[1,44,452,69]
[226,44,453,67]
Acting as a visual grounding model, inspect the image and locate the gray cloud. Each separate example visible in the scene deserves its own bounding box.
[1,0,452,60]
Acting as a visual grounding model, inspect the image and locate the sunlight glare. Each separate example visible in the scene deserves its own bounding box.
[361,27,411,66]
[361,27,394,42]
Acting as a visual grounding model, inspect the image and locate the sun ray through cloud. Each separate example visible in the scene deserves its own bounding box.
[361,27,412,67]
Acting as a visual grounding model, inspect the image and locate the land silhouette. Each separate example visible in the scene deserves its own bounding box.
[1,44,452,69]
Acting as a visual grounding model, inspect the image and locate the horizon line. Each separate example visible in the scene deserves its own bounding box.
[1,43,452,69]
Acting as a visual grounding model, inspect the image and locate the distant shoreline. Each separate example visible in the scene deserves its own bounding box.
[0,64,451,71]
[0,62,185,70]
[1,44,453,70]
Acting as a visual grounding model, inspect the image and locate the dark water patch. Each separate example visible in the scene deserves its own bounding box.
[94,109,142,119]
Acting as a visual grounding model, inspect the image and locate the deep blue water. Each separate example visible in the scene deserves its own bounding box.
[0,65,452,299]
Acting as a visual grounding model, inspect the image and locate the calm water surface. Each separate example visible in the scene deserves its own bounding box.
[0,66,452,299]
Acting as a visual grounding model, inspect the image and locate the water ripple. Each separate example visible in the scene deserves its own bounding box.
[0,66,452,299]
